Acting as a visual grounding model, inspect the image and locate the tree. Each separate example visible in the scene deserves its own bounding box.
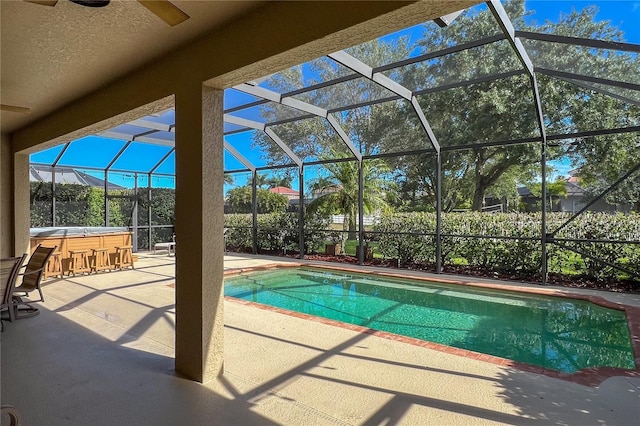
[522,4,640,212]
[254,173,294,189]
[529,178,568,211]
[226,186,289,214]
[252,37,413,163]
[250,0,639,212]
[308,156,391,239]
[387,1,638,211]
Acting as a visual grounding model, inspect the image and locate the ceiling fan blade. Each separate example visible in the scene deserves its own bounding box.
[23,0,59,6]
[1,104,31,114]
[138,0,189,26]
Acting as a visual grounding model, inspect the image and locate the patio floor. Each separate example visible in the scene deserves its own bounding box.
[2,253,639,425]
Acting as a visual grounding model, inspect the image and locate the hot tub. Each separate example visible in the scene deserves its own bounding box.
[30,227,133,276]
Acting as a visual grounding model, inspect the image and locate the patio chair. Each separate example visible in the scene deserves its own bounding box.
[1,254,27,324]
[10,245,56,320]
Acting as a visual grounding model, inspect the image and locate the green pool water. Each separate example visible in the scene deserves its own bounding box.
[224,267,636,373]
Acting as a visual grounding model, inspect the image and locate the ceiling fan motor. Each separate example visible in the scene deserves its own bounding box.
[69,0,110,7]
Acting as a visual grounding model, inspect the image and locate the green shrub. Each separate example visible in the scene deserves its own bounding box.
[374,213,436,265]
[551,212,640,280]
[374,211,639,282]
[224,211,331,254]
[224,214,253,250]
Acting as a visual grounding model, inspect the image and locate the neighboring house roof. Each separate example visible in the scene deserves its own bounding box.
[30,165,127,190]
[270,186,299,196]
[517,186,533,197]
[565,181,586,197]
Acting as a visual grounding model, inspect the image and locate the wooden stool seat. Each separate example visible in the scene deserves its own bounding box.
[115,245,134,270]
[91,247,111,273]
[68,249,90,276]
[45,252,63,279]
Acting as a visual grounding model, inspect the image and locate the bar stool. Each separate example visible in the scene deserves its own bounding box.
[45,251,63,279]
[115,245,134,270]
[68,249,90,276]
[91,247,111,273]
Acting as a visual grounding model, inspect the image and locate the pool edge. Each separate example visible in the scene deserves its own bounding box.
[224,262,640,387]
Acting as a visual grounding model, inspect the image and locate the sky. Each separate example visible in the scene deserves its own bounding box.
[526,1,639,42]
[30,1,639,189]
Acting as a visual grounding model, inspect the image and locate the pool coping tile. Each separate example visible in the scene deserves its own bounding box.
[223,262,640,387]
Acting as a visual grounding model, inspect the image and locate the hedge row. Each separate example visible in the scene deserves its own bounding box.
[225,212,331,254]
[226,211,640,282]
[374,212,640,280]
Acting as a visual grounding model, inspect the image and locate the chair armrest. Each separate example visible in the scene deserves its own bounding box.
[18,266,46,276]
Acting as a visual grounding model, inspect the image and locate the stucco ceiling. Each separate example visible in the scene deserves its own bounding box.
[0,0,265,133]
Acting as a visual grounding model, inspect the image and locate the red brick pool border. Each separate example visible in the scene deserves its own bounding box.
[223,263,640,387]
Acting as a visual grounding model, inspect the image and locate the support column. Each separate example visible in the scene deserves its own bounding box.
[541,133,548,284]
[1,134,14,257]
[436,153,442,273]
[52,166,57,226]
[148,174,153,250]
[132,173,139,252]
[14,153,30,256]
[104,171,110,226]
[298,166,305,259]
[175,84,225,383]
[358,160,364,265]
[252,170,258,254]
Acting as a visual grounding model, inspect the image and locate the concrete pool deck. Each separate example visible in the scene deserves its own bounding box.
[2,253,639,425]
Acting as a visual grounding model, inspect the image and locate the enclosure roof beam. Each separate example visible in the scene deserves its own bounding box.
[233,83,362,161]
[247,114,315,130]
[547,125,640,141]
[229,69,529,132]
[515,31,640,53]
[324,115,361,161]
[225,34,509,117]
[556,77,640,107]
[415,69,528,95]
[51,142,70,167]
[264,128,303,168]
[328,50,440,153]
[133,135,175,147]
[535,68,640,92]
[224,34,507,117]
[225,74,359,114]
[487,0,546,141]
[128,118,174,133]
[373,34,506,74]
[149,147,175,175]
[223,141,255,173]
[490,0,552,285]
[434,10,463,28]
[487,0,534,75]
[223,113,303,167]
[105,140,133,171]
[223,114,265,131]
[100,129,175,147]
[231,70,526,134]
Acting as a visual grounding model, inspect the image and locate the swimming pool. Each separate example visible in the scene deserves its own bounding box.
[224,267,636,373]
